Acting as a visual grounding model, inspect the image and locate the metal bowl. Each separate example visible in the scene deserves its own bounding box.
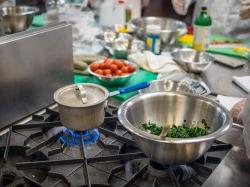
[139,79,194,94]
[118,92,232,165]
[172,48,214,73]
[101,31,145,55]
[88,60,137,86]
[131,17,187,45]
[1,6,39,34]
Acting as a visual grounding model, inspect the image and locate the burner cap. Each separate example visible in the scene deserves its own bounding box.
[148,160,196,182]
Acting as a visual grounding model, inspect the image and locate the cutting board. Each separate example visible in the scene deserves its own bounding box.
[32,14,45,27]
[208,35,250,59]
[74,69,157,101]
[211,54,246,68]
[178,34,250,59]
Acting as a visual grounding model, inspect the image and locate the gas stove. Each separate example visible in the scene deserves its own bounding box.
[0,104,233,187]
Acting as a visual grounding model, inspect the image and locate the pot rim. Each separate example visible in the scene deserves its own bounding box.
[118,91,232,144]
[1,6,39,16]
[54,83,109,108]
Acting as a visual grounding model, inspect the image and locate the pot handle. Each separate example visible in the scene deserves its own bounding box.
[118,82,150,94]
[232,123,244,130]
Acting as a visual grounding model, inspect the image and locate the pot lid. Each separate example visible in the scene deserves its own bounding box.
[54,83,109,107]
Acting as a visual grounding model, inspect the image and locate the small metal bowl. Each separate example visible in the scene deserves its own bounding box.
[1,6,39,34]
[171,48,214,73]
[101,31,145,56]
[88,60,137,86]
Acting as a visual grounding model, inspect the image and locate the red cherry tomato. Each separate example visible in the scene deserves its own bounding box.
[98,63,105,69]
[95,69,103,75]
[90,63,99,72]
[115,69,123,76]
[121,66,129,73]
[103,69,112,75]
[103,61,112,69]
[114,60,124,69]
[110,64,118,72]
[103,58,110,64]
[128,64,136,73]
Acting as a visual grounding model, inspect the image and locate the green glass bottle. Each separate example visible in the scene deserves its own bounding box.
[193,6,212,51]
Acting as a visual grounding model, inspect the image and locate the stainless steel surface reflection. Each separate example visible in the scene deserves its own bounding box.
[139,79,194,94]
[1,6,38,34]
[0,22,73,131]
[203,146,250,187]
[131,17,187,45]
[172,48,214,73]
[118,92,232,165]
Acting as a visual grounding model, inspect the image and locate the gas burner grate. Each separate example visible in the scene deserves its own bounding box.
[0,146,49,187]
[1,106,233,187]
[60,128,100,146]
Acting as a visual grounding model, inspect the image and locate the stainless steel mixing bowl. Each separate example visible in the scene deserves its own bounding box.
[131,17,187,45]
[139,79,194,94]
[172,48,214,73]
[1,6,39,34]
[118,92,232,165]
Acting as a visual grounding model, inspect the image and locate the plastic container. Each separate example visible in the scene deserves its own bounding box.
[146,25,161,55]
[113,0,125,25]
[193,6,212,51]
[125,0,141,21]
[99,0,125,27]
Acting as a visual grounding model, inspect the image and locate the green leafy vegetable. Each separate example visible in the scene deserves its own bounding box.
[166,125,190,138]
[141,121,210,138]
[141,121,163,136]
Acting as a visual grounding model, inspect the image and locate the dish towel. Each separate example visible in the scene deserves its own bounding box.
[128,51,183,74]
[232,76,250,93]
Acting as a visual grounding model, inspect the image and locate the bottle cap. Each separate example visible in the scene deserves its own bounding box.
[201,6,207,11]
[118,0,125,4]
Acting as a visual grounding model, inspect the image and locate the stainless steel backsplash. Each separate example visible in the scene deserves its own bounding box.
[0,22,74,130]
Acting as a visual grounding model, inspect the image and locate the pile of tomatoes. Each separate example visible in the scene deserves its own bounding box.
[90,59,136,77]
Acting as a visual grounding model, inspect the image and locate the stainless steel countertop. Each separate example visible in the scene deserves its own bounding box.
[203,126,250,187]
[201,57,250,187]
[202,61,250,98]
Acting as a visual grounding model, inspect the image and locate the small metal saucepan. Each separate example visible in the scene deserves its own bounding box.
[54,82,150,131]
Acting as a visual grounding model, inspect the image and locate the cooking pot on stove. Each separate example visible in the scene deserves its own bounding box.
[54,83,109,131]
[54,82,150,131]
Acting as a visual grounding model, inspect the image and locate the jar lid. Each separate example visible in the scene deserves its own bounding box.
[54,83,109,107]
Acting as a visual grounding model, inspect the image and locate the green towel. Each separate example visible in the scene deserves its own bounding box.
[32,14,45,27]
[74,69,157,101]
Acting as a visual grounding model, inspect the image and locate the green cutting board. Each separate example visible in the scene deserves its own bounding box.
[74,69,157,101]
[32,14,45,27]
[179,34,250,59]
[208,35,250,59]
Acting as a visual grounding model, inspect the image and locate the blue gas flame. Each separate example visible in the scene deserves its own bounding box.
[60,128,100,146]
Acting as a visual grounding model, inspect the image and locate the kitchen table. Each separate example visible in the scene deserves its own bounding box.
[202,61,250,98]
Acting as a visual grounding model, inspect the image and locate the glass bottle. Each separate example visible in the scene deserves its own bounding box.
[193,6,212,51]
